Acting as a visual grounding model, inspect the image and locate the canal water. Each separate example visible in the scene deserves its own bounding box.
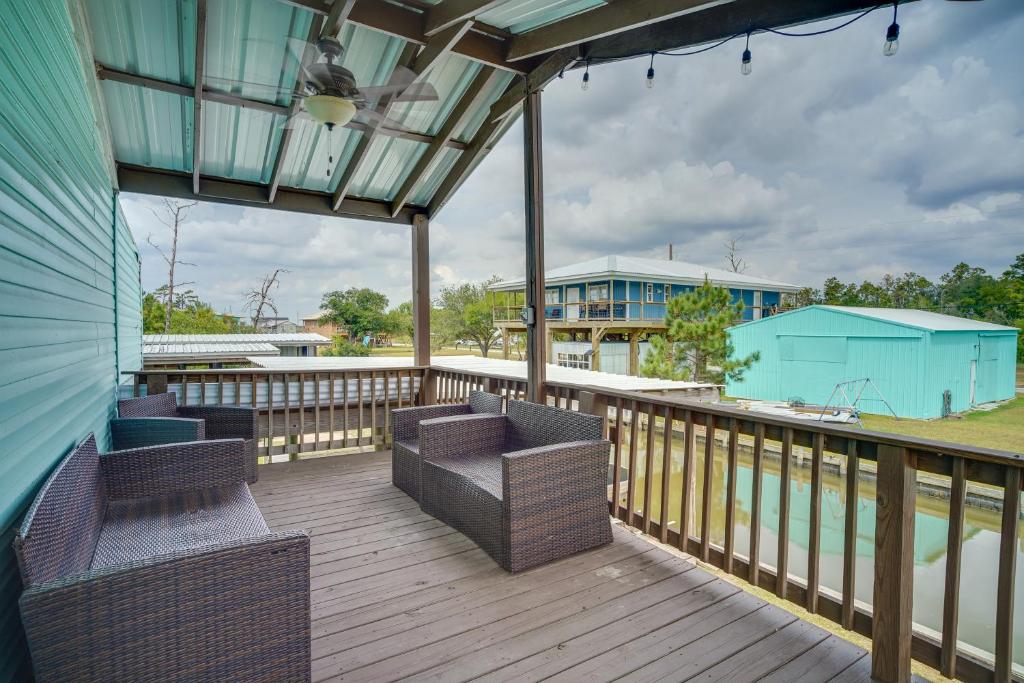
[624,423,1024,669]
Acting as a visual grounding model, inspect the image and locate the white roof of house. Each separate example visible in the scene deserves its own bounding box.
[143,333,331,345]
[489,255,801,292]
[248,355,719,393]
[143,341,281,360]
[820,306,1020,332]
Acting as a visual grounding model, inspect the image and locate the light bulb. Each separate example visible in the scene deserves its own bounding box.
[581,70,590,91]
[741,49,752,76]
[646,66,655,89]
[884,22,900,56]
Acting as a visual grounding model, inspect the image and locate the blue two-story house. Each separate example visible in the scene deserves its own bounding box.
[489,255,801,375]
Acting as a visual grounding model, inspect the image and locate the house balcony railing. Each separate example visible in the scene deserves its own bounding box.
[128,365,1023,682]
[493,301,791,324]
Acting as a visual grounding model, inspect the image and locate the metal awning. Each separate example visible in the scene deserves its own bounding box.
[80,0,889,225]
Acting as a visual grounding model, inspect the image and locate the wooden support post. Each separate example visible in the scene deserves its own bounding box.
[628,332,640,376]
[148,373,168,396]
[590,327,601,372]
[872,445,916,683]
[545,327,553,365]
[523,89,546,402]
[412,213,430,367]
[501,327,510,360]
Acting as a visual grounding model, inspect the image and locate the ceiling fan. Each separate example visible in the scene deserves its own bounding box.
[206,35,438,177]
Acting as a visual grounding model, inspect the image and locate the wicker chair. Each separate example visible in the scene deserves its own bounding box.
[419,400,612,572]
[390,390,503,502]
[114,392,260,483]
[14,434,310,683]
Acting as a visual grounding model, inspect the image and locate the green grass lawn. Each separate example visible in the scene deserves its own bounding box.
[861,394,1024,454]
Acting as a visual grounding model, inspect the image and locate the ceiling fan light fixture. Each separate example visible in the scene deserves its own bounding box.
[305,95,356,128]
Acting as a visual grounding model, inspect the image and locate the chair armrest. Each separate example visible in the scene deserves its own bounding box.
[502,440,612,509]
[177,405,258,440]
[101,439,247,499]
[420,413,507,463]
[109,417,205,451]
[391,403,470,442]
[19,531,310,682]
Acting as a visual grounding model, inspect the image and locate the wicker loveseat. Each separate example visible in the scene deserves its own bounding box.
[115,392,260,483]
[14,434,310,683]
[390,390,503,502]
[419,400,612,572]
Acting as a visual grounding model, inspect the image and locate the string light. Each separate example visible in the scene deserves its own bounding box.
[581,61,590,91]
[645,53,655,89]
[741,33,752,76]
[884,2,900,57]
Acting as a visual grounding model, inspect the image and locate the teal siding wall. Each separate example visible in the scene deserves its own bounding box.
[727,307,1017,419]
[0,0,141,677]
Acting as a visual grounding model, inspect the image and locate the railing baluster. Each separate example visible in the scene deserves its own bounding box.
[298,372,306,454]
[749,422,764,586]
[370,370,378,446]
[313,372,321,452]
[723,417,738,574]
[807,431,824,613]
[659,405,672,544]
[642,403,656,535]
[284,373,293,459]
[679,410,695,554]
[267,374,274,458]
[940,455,965,677]
[700,413,715,563]
[357,371,365,445]
[842,439,860,631]
[626,400,639,525]
[611,398,623,519]
[343,373,350,448]
[777,427,793,599]
[994,466,1021,683]
[200,374,206,405]
[182,374,189,406]
[234,373,240,406]
[328,372,336,449]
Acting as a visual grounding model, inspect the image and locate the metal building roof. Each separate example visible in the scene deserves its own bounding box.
[490,254,802,291]
[819,307,1021,333]
[79,0,885,225]
[143,333,332,344]
[143,341,282,360]
[249,354,719,392]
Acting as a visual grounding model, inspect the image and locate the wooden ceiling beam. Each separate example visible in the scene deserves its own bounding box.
[424,0,504,37]
[322,0,357,36]
[192,0,208,194]
[277,0,526,73]
[266,14,325,203]
[331,22,471,211]
[118,164,421,224]
[506,0,736,62]
[389,65,498,217]
[576,0,908,63]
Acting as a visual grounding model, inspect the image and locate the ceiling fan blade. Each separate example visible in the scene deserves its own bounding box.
[357,81,439,105]
[356,108,412,133]
[280,110,314,129]
[203,75,305,97]
[284,37,325,87]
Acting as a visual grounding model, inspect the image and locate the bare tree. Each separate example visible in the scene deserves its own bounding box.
[147,200,198,332]
[725,237,747,273]
[245,269,288,328]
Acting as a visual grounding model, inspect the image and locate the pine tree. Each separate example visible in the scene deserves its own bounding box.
[640,278,760,383]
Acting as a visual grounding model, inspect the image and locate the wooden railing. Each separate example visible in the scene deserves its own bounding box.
[128,365,1022,681]
[431,370,1023,683]
[128,367,427,459]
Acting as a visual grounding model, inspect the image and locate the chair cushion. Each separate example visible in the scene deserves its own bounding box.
[91,484,269,570]
[431,454,504,499]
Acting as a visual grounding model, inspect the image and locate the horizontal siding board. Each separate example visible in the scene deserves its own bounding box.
[0,0,143,674]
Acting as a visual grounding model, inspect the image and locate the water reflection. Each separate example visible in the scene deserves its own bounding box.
[622,423,1024,668]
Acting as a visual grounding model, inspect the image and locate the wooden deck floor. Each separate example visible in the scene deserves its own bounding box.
[252,451,880,683]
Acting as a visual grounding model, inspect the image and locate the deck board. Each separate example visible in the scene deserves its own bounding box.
[251,452,872,682]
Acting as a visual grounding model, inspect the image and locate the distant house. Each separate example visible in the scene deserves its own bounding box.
[143,333,332,368]
[726,306,1019,418]
[254,317,301,333]
[488,254,801,375]
[302,311,347,340]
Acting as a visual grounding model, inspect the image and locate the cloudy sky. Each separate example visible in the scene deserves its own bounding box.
[122,0,1024,320]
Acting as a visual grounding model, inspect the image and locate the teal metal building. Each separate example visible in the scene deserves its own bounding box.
[726,306,1019,419]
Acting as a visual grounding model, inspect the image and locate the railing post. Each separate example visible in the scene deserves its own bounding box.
[872,445,916,683]
[147,373,168,396]
[578,390,609,439]
[418,368,436,406]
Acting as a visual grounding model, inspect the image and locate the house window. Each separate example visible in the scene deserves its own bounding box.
[556,352,590,370]
[589,284,608,301]
[545,289,559,304]
[646,283,660,303]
